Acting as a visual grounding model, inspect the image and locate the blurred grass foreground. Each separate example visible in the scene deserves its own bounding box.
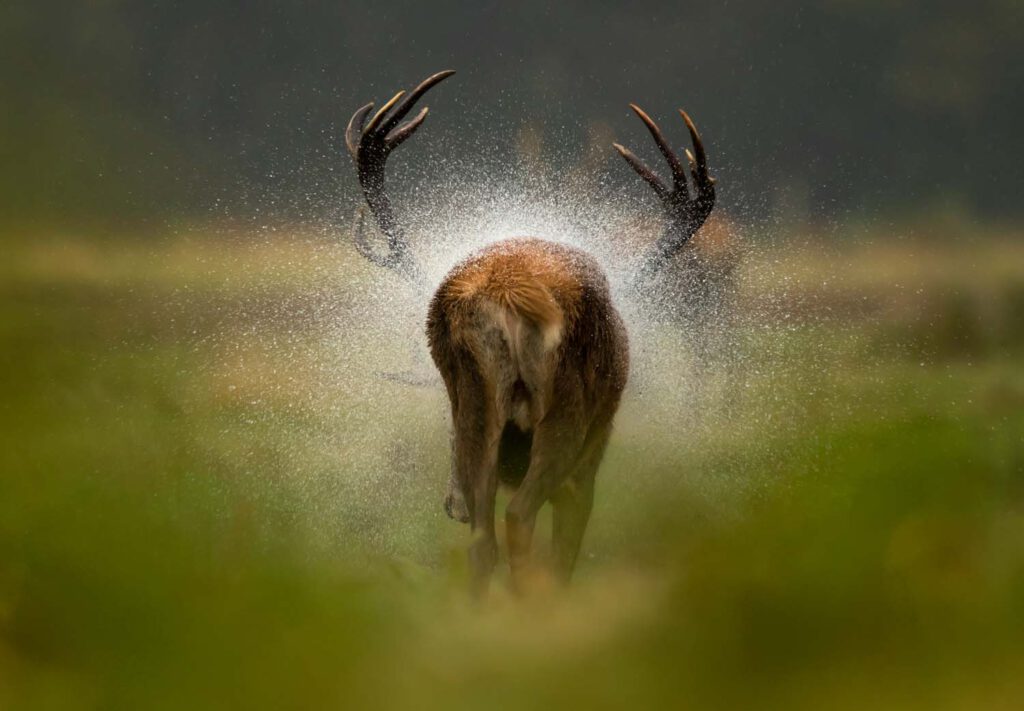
[1,219,1023,710]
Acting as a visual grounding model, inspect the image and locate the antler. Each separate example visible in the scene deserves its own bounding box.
[345,70,456,278]
[613,104,716,285]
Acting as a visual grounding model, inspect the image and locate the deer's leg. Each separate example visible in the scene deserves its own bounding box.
[466,428,500,598]
[451,371,502,597]
[505,405,586,592]
[551,422,612,583]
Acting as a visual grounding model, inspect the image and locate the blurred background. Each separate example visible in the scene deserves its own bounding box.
[1,2,1022,710]
[5,0,1022,227]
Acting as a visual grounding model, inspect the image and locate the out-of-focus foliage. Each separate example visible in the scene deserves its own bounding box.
[2,0,1022,227]
[1,225,1021,710]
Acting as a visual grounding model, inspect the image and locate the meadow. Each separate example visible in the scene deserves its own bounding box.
[1,218,1022,710]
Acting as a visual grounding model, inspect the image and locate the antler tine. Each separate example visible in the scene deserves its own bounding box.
[380,69,456,135]
[684,148,699,190]
[386,106,429,149]
[345,102,374,159]
[630,104,688,187]
[679,109,709,187]
[613,142,669,201]
[364,90,406,135]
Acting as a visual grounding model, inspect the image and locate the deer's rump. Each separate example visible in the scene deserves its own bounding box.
[430,239,578,434]
[428,238,622,493]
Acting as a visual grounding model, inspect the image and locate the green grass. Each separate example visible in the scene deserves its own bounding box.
[1,227,1022,710]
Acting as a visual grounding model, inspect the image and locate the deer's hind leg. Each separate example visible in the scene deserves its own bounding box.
[504,382,588,593]
[454,314,522,598]
[450,371,503,597]
[550,420,612,583]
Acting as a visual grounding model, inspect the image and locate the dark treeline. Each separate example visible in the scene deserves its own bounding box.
[3,0,1021,228]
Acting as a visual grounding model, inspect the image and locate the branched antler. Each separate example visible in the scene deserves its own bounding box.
[613,104,716,286]
[345,70,456,278]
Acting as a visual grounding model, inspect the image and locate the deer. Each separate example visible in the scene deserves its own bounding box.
[344,71,716,595]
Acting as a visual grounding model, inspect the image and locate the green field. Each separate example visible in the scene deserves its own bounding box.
[2,223,1022,710]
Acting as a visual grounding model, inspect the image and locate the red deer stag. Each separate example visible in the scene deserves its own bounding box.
[345,71,716,594]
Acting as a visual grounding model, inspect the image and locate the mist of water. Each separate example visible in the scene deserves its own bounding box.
[180,146,838,564]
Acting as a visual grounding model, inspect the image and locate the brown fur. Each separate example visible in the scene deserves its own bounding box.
[427,238,629,594]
